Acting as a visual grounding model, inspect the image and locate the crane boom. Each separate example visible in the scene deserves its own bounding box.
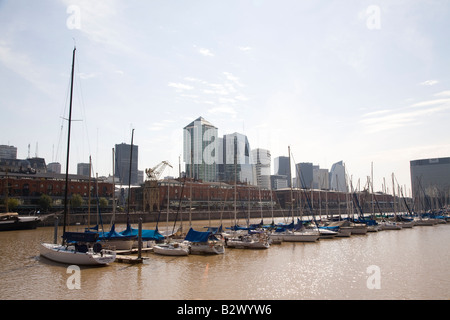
[145,161,173,181]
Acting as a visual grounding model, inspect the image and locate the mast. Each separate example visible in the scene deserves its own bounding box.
[126,128,134,226]
[62,46,76,242]
[88,155,92,229]
[288,146,293,222]
[112,148,116,223]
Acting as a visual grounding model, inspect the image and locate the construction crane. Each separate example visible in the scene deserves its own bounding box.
[145,161,173,181]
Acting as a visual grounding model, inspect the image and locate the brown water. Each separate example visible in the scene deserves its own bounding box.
[1,218,449,300]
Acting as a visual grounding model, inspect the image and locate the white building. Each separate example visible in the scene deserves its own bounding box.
[252,148,271,189]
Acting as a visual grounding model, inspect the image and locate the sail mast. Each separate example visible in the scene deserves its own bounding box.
[62,46,76,242]
[126,128,134,226]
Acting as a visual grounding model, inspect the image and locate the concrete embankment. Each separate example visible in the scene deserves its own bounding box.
[37,208,373,227]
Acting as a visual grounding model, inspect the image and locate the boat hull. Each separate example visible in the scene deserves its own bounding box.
[226,239,270,249]
[0,215,41,231]
[189,242,225,254]
[380,223,402,230]
[349,225,368,235]
[153,243,190,256]
[39,243,116,265]
[271,232,319,242]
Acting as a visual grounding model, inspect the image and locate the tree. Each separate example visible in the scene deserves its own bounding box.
[39,194,53,212]
[99,197,108,209]
[7,198,19,212]
[70,194,83,212]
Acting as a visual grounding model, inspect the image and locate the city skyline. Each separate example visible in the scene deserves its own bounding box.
[2,1,450,195]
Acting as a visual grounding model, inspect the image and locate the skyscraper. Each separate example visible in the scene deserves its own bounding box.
[410,157,450,209]
[296,162,313,189]
[221,132,255,185]
[274,156,291,187]
[115,143,139,185]
[252,148,271,189]
[329,161,347,192]
[183,117,218,182]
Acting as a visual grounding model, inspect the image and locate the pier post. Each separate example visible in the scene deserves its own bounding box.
[138,218,142,260]
[53,217,59,244]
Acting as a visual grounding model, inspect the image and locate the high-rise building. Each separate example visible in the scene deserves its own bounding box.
[221,132,255,184]
[274,156,291,187]
[183,117,218,182]
[296,162,313,188]
[252,148,271,189]
[313,166,330,190]
[410,157,450,209]
[0,145,17,160]
[77,163,90,176]
[47,162,61,174]
[115,143,139,185]
[329,161,347,192]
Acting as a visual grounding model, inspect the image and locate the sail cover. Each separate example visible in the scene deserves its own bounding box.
[98,224,136,240]
[120,224,164,241]
[184,228,211,243]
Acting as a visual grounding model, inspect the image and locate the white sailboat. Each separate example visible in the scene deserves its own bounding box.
[222,140,271,249]
[184,227,225,254]
[39,47,116,266]
[270,147,320,243]
[153,241,190,256]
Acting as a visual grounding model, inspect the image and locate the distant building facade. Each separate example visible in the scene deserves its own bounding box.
[115,143,139,185]
[183,117,218,182]
[410,157,450,209]
[329,161,347,192]
[274,156,291,187]
[0,145,17,160]
[221,132,255,185]
[77,163,90,176]
[252,148,271,189]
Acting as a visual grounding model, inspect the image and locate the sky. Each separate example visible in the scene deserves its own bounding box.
[1,0,450,195]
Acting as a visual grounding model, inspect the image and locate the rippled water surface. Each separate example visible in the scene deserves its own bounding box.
[1,219,449,300]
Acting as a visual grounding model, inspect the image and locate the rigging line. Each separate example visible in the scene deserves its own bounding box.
[73,50,92,167]
[55,72,73,164]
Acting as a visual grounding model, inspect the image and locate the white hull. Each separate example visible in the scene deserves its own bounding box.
[367,225,381,232]
[414,219,436,226]
[399,222,414,228]
[335,227,352,237]
[188,242,225,254]
[226,238,270,249]
[39,243,116,265]
[380,222,402,230]
[271,231,319,242]
[153,243,190,256]
[349,225,368,235]
[318,228,338,239]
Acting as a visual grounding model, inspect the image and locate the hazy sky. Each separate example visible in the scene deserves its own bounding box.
[1,0,450,194]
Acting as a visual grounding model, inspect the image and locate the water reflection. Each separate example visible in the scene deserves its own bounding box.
[0,221,449,299]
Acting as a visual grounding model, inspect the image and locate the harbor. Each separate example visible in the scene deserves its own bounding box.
[1,214,449,300]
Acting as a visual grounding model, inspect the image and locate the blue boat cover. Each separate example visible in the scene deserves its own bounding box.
[184,228,211,242]
[120,224,165,241]
[98,224,137,240]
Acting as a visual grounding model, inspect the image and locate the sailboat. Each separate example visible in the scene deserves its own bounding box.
[39,47,116,266]
[269,147,319,243]
[183,227,225,254]
[222,138,271,249]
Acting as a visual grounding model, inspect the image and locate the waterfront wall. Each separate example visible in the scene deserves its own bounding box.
[38,207,394,227]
